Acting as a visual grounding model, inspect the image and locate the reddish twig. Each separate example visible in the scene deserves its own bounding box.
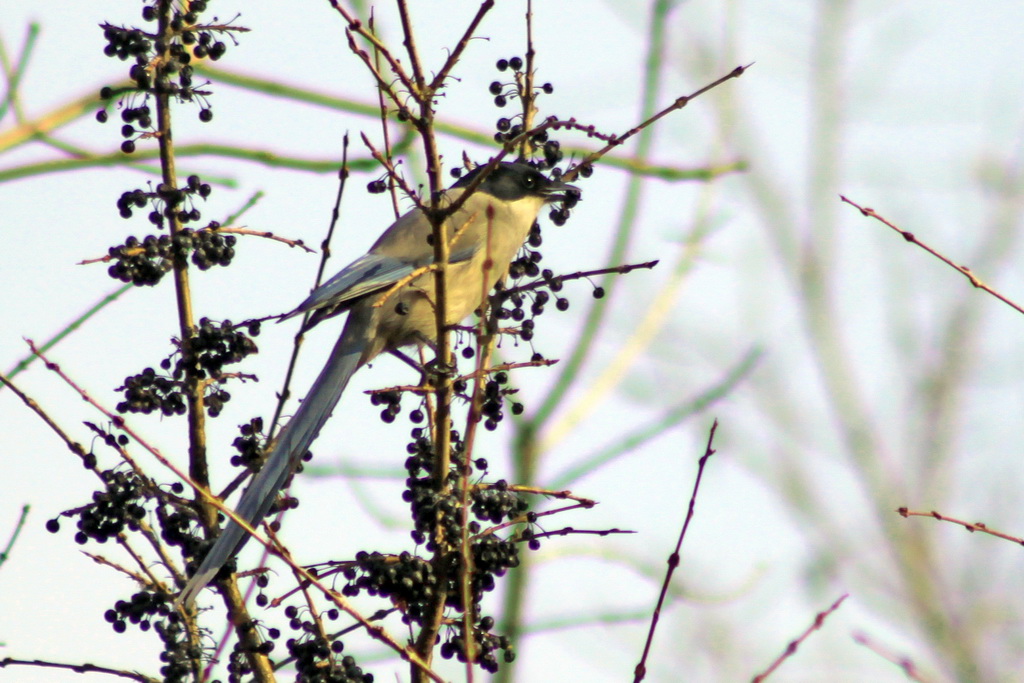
[23,341,442,675]
[530,526,633,540]
[429,1,495,91]
[565,64,752,182]
[0,371,92,466]
[897,507,1024,547]
[840,195,1024,316]
[502,260,660,296]
[473,501,595,540]
[751,594,849,682]
[0,658,160,683]
[77,225,312,265]
[633,420,718,683]
[475,484,594,506]
[81,550,150,585]
[852,631,933,682]
[365,359,559,395]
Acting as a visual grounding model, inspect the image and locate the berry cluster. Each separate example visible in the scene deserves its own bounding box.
[102,592,194,682]
[488,57,557,158]
[155,619,195,683]
[187,228,235,269]
[489,55,553,110]
[286,639,372,683]
[506,222,545,280]
[117,366,186,416]
[342,551,438,621]
[440,616,516,673]
[493,235,570,344]
[468,534,520,597]
[116,318,257,417]
[405,477,462,551]
[401,434,531,597]
[106,226,234,287]
[113,175,212,227]
[158,507,200,554]
[104,590,171,634]
[471,480,529,524]
[182,317,258,378]
[369,389,402,424]
[547,167,582,225]
[97,102,156,154]
[48,469,148,544]
[230,417,265,471]
[478,372,523,431]
[98,2,230,150]
[107,235,171,286]
[100,24,151,63]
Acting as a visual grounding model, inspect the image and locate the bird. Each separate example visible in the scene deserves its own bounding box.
[177,161,579,606]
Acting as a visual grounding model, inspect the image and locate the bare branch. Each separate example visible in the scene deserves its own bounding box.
[898,507,1024,547]
[852,631,935,683]
[751,594,849,682]
[634,420,719,683]
[841,195,1024,316]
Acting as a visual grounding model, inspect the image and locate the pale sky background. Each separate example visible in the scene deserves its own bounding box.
[3,1,1024,682]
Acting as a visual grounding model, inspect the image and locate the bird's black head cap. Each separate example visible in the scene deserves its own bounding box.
[453,162,578,203]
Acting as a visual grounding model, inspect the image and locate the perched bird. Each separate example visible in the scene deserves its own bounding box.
[178,161,578,606]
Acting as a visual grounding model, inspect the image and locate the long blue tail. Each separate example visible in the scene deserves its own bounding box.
[177,321,366,606]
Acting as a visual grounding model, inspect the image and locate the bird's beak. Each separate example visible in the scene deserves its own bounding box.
[541,180,581,206]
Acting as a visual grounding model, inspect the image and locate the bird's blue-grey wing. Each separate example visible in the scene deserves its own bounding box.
[286,245,480,319]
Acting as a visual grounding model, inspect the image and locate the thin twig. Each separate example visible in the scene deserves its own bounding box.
[840,195,1024,316]
[897,507,1024,547]
[0,658,160,683]
[265,526,337,673]
[429,1,496,91]
[327,2,415,104]
[474,501,596,540]
[359,131,422,208]
[751,594,849,682]
[81,550,150,586]
[368,12,402,221]
[852,631,934,683]
[77,225,313,265]
[530,526,633,540]
[565,63,752,182]
[207,139,354,671]
[366,359,557,395]
[396,0,427,94]
[473,483,594,506]
[267,137,351,444]
[633,420,718,683]
[503,260,660,296]
[0,370,92,464]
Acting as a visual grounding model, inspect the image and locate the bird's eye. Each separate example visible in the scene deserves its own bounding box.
[523,175,536,188]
